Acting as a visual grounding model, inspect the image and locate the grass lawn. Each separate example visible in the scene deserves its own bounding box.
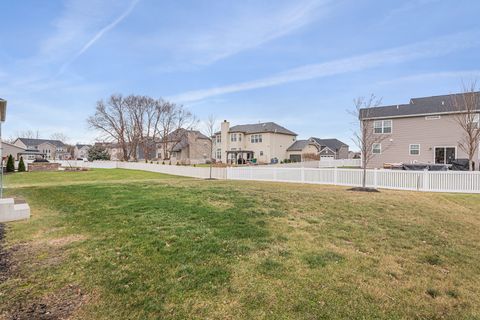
[1,169,480,319]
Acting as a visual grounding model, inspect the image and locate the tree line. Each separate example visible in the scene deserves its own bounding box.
[87,94,196,161]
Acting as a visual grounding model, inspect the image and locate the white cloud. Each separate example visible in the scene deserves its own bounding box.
[171,31,480,103]
[139,0,330,66]
[58,0,140,74]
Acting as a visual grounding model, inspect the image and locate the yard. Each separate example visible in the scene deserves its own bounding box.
[1,169,480,319]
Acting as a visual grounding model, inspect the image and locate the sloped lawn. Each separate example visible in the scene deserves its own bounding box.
[1,169,480,319]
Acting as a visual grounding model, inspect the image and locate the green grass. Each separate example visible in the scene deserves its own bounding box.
[1,169,480,319]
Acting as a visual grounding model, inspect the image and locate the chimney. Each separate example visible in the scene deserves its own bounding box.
[220,120,230,163]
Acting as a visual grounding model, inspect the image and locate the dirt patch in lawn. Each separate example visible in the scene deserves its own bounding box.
[1,228,90,319]
[4,284,89,320]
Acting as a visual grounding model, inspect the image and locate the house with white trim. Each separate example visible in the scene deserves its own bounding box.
[359,92,480,169]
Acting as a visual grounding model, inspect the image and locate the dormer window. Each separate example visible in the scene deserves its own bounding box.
[374,120,392,134]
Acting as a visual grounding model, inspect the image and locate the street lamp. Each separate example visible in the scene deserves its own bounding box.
[0,98,6,198]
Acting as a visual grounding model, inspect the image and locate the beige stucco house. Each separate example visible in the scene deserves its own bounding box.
[359,92,480,169]
[213,121,297,164]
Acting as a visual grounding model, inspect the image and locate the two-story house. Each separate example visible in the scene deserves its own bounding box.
[13,138,70,160]
[359,92,480,169]
[213,121,297,164]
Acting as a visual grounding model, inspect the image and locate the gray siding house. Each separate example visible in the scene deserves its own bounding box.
[359,92,480,169]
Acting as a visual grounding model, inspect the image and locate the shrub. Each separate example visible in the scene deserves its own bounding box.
[18,157,26,172]
[162,161,165,165]
[87,145,110,161]
[6,155,15,173]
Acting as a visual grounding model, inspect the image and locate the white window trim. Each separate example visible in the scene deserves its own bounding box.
[425,115,441,120]
[409,144,420,156]
[372,143,381,154]
[373,120,393,134]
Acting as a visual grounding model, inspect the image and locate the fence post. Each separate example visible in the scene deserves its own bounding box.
[301,167,305,182]
[334,167,338,185]
[422,170,429,191]
[250,167,253,180]
[273,168,277,181]
[225,167,228,180]
[374,168,378,189]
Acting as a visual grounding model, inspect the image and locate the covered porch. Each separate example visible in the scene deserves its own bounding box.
[226,150,254,165]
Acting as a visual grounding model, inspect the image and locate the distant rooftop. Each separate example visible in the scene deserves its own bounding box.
[310,138,348,151]
[228,122,297,136]
[360,91,480,119]
[16,138,66,147]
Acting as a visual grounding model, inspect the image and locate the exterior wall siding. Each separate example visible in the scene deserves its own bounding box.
[366,114,480,169]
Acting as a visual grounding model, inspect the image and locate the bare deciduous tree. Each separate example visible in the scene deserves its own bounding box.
[88,94,197,163]
[15,129,40,139]
[450,81,480,171]
[50,132,69,143]
[203,115,217,179]
[87,94,130,161]
[350,94,390,188]
[157,102,197,160]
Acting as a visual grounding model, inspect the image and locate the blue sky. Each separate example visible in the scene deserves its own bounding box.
[1,0,479,148]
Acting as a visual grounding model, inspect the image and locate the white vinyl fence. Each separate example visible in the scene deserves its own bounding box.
[318,159,362,167]
[51,161,480,194]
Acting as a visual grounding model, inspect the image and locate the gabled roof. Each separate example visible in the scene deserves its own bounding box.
[310,138,348,151]
[287,140,317,152]
[76,144,92,149]
[167,128,209,141]
[229,122,297,136]
[359,91,480,119]
[16,138,66,148]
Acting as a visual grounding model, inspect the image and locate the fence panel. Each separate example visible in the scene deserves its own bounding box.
[46,160,480,193]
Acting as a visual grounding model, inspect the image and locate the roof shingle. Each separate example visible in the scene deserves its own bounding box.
[360,92,480,119]
[229,122,296,135]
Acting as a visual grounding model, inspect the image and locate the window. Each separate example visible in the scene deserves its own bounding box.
[435,147,456,165]
[216,148,222,159]
[473,113,480,128]
[230,133,237,142]
[250,134,263,143]
[260,151,264,156]
[372,143,381,154]
[409,144,420,155]
[374,120,392,134]
[216,135,221,143]
[238,134,242,142]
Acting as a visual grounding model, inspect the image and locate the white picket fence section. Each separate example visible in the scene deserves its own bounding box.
[49,160,480,194]
[318,158,362,167]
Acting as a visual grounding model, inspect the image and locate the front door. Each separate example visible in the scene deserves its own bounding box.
[435,147,456,164]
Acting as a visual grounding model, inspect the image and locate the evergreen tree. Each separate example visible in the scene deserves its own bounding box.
[18,157,26,172]
[87,145,111,161]
[6,155,15,173]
